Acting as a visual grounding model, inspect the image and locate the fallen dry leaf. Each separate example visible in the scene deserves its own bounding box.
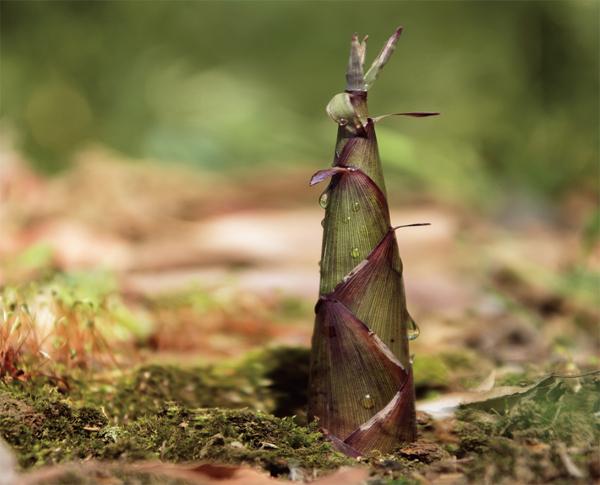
[19,461,369,485]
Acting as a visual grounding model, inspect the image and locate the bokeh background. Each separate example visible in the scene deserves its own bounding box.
[1,3,599,482]
[0,1,598,367]
[3,1,598,203]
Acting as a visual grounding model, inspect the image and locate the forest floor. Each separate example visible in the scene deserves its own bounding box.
[0,149,598,484]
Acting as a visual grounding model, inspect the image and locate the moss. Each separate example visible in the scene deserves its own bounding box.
[2,346,324,470]
[412,355,450,396]
[5,348,596,484]
[124,406,351,472]
[83,364,228,422]
[412,349,491,398]
[0,380,351,473]
[0,391,43,452]
[71,346,310,424]
[10,344,597,483]
[0,382,126,467]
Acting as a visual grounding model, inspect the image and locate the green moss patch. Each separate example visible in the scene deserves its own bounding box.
[0,383,350,473]
[0,347,351,473]
[73,345,310,424]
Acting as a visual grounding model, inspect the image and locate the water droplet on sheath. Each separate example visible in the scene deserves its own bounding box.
[407,320,420,341]
[350,247,360,258]
[352,201,360,212]
[361,394,375,409]
[343,216,351,223]
[319,191,329,209]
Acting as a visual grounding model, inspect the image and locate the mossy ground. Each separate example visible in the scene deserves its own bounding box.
[0,346,352,482]
[1,345,598,484]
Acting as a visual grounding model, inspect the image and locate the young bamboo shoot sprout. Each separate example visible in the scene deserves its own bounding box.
[307,27,438,456]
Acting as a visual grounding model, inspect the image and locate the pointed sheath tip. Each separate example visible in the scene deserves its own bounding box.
[309,171,326,187]
[395,26,404,36]
[325,431,362,458]
[372,112,441,123]
[415,112,440,117]
[309,170,332,186]
[392,223,431,231]
[309,167,351,186]
[399,112,440,118]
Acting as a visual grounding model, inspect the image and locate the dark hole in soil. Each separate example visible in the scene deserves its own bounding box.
[266,347,310,420]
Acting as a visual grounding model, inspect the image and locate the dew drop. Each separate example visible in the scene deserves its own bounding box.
[407,319,420,341]
[319,191,329,209]
[343,216,351,224]
[351,201,360,212]
[361,394,375,409]
[350,247,360,258]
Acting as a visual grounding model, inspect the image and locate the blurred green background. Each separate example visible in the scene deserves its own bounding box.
[1,0,598,210]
